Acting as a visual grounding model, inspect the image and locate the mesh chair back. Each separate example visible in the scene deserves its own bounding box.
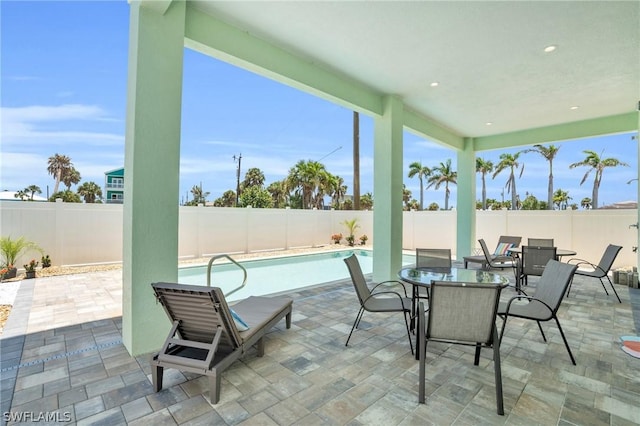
[344,254,371,305]
[427,281,503,344]
[479,239,492,261]
[527,238,554,247]
[597,245,623,274]
[498,235,522,248]
[521,246,557,277]
[416,248,452,269]
[529,260,577,314]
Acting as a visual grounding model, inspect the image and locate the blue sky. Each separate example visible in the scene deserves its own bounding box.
[1,1,637,208]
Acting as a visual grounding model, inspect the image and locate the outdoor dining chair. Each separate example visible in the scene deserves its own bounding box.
[527,238,554,247]
[343,254,414,354]
[566,244,623,303]
[414,248,452,302]
[417,280,505,415]
[518,245,557,289]
[498,260,578,365]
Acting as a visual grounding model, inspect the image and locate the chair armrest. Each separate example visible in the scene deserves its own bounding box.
[371,280,409,297]
[362,290,407,306]
[566,258,604,273]
[502,295,553,316]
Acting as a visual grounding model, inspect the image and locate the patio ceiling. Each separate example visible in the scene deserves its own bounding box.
[188,1,639,146]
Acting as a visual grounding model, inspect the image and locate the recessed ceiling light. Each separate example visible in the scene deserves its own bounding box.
[430,82,439,87]
[570,106,579,110]
[544,45,557,53]
[486,122,493,126]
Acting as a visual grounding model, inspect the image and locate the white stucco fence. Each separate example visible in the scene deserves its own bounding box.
[1,201,637,269]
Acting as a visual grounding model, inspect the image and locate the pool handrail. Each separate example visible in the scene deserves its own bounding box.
[206,254,248,298]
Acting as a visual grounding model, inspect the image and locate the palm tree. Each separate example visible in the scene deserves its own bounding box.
[407,161,431,210]
[427,159,457,210]
[475,158,493,210]
[580,197,592,210]
[242,167,265,189]
[492,152,523,210]
[523,144,560,210]
[267,180,288,208]
[553,188,572,210]
[47,153,72,194]
[286,160,327,209]
[188,184,209,205]
[77,181,103,203]
[402,184,412,210]
[569,150,629,209]
[213,190,236,207]
[329,175,347,209]
[360,192,373,210]
[14,190,27,201]
[25,185,42,201]
[62,167,81,190]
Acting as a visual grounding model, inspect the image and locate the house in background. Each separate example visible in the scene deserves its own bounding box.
[104,167,124,204]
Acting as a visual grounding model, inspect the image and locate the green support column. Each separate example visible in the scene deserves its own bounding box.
[456,138,476,258]
[123,0,185,356]
[373,96,403,281]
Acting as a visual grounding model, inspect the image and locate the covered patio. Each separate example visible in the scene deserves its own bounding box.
[2,260,640,424]
[124,1,640,356]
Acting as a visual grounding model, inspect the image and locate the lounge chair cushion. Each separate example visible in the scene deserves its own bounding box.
[230,308,250,331]
[232,295,293,340]
[494,243,514,256]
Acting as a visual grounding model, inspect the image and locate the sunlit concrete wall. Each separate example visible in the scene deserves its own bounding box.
[1,201,637,268]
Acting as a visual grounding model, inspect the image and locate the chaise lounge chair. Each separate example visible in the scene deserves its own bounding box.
[463,236,521,269]
[150,282,293,404]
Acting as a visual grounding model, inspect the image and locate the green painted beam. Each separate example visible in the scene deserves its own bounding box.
[475,112,638,151]
[183,5,383,117]
[139,0,174,15]
[404,109,464,150]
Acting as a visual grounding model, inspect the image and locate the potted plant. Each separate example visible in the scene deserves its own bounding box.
[1,265,15,281]
[331,233,342,244]
[41,254,52,268]
[341,218,360,247]
[23,259,38,279]
[359,235,368,246]
[1,236,42,278]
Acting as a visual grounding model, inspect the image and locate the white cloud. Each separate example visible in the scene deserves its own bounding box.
[1,104,124,147]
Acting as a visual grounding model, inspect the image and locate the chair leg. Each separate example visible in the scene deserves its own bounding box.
[554,316,576,365]
[492,330,504,415]
[537,321,547,342]
[566,276,573,297]
[285,311,292,329]
[474,344,481,366]
[345,308,365,347]
[404,310,415,356]
[598,277,611,296]
[498,315,507,345]
[208,371,222,404]
[418,305,426,403]
[604,276,622,303]
[151,364,163,392]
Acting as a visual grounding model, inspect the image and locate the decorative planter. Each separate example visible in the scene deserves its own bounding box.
[2,267,17,280]
[25,271,36,279]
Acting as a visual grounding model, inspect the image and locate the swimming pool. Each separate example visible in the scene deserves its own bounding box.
[178,249,415,301]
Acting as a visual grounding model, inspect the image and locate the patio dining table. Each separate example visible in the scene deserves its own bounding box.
[398,266,510,359]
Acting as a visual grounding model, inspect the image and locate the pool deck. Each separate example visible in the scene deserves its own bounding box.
[1,263,640,425]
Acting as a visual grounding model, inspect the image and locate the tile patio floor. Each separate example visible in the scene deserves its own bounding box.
[1,263,639,425]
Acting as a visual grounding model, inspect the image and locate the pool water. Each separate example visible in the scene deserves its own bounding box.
[178,249,414,301]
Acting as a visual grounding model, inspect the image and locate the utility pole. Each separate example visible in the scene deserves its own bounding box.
[233,153,242,207]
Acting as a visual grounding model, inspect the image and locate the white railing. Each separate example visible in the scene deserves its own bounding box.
[0,201,637,269]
